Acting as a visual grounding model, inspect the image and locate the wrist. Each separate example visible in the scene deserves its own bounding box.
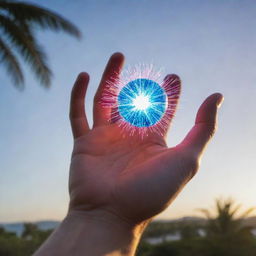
[34,209,149,256]
[66,209,147,255]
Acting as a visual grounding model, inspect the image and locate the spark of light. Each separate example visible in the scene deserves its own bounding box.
[101,64,181,137]
[133,94,150,111]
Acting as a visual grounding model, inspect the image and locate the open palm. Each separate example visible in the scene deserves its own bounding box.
[68,53,223,225]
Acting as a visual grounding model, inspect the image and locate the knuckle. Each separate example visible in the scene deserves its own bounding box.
[207,123,218,138]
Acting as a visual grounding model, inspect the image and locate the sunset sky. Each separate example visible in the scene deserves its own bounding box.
[1,0,256,222]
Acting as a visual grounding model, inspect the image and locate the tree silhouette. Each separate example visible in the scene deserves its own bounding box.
[22,223,38,239]
[199,198,256,256]
[0,0,81,89]
[199,198,254,238]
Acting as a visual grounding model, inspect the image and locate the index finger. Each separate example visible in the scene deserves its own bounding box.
[70,72,90,138]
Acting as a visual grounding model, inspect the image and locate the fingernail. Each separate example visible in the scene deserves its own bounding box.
[76,74,83,82]
[217,94,224,108]
[77,72,88,82]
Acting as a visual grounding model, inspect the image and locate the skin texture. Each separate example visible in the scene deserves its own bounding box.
[34,52,223,256]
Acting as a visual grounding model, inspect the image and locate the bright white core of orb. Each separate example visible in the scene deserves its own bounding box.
[132,94,151,111]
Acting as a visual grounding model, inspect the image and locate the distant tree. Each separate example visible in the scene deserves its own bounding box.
[145,241,179,256]
[142,221,177,239]
[199,198,254,238]
[0,228,22,256]
[0,227,17,239]
[136,241,154,256]
[180,223,200,240]
[21,223,53,255]
[199,198,256,256]
[22,223,38,240]
[0,0,81,89]
[0,224,53,256]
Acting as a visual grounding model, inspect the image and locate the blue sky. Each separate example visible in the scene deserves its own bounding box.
[0,0,256,222]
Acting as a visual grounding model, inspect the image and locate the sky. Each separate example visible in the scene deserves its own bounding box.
[0,0,256,223]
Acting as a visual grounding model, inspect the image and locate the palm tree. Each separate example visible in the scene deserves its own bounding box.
[199,198,254,238]
[0,0,81,89]
[199,198,256,256]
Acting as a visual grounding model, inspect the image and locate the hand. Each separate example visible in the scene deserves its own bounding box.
[35,52,223,256]
[68,52,223,223]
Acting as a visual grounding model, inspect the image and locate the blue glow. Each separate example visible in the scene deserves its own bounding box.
[117,79,167,127]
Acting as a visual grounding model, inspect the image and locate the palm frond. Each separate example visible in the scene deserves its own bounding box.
[0,36,24,88]
[230,204,242,218]
[0,14,52,87]
[197,208,212,219]
[238,207,255,219]
[0,0,81,38]
[200,198,255,238]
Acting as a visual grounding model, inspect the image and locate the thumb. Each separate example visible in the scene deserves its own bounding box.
[178,93,224,158]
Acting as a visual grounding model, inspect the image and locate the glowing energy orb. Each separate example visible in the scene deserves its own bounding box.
[101,64,181,136]
[117,79,167,127]
[133,95,150,110]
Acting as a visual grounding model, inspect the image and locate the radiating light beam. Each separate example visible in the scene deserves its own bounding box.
[101,64,181,137]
